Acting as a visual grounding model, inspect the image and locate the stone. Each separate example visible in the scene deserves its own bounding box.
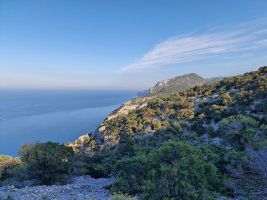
[0,176,114,200]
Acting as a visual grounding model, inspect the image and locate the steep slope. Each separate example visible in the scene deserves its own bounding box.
[72,67,266,150]
[70,66,267,199]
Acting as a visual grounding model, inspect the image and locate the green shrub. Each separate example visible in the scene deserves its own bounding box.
[112,141,225,200]
[112,154,148,194]
[71,152,113,178]
[111,192,137,200]
[19,142,74,185]
[0,155,21,182]
[220,115,260,148]
[143,142,224,200]
[223,150,248,169]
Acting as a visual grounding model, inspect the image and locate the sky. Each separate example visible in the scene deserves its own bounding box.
[1,0,267,90]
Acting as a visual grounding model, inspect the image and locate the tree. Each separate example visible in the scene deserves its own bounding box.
[19,142,74,185]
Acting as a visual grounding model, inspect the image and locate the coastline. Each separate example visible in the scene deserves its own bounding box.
[0,90,136,156]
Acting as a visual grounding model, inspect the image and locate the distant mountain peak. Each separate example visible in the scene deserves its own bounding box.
[147,73,206,95]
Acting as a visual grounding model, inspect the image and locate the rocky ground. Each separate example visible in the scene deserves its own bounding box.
[0,176,114,200]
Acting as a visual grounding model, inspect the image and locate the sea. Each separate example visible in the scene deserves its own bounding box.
[0,90,136,156]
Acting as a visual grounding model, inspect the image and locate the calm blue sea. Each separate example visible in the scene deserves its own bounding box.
[0,90,136,156]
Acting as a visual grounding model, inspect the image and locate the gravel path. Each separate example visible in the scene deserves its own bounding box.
[0,176,114,200]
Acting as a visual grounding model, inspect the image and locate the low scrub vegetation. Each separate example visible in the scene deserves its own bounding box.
[0,155,21,182]
[112,141,226,199]
[1,142,74,186]
[1,67,266,199]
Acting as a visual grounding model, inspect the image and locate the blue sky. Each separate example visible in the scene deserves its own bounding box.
[1,0,267,90]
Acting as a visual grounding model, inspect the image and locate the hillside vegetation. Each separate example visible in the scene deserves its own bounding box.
[70,66,267,199]
[1,67,267,200]
[139,72,206,95]
[78,67,267,151]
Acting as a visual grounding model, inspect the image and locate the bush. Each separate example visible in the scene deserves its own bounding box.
[112,155,148,194]
[143,142,224,200]
[0,166,30,188]
[74,152,113,178]
[19,142,74,185]
[220,115,260,148]
[0,155,21,182]
[111,192,137,200]
[112,141,225,200]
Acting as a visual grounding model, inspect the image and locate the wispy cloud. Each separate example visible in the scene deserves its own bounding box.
[121,19,267,72]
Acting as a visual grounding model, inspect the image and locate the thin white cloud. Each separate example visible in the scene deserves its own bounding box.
[121,19,267,72]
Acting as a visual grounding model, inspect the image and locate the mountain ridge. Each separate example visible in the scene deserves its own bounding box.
[138,72,222,96]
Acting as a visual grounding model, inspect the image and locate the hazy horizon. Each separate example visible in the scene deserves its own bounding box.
[1,0,267,90]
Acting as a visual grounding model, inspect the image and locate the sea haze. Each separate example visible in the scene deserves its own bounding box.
[0,90,136,156]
